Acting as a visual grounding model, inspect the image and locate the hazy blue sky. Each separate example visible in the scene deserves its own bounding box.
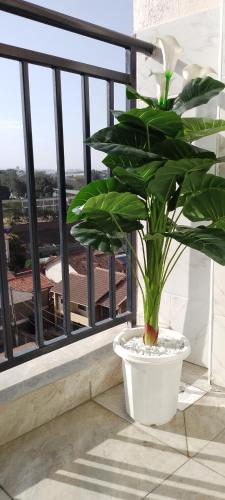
[0,0,132,172]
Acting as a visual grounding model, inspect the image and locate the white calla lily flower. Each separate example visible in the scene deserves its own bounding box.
[156,35,182,77]
[182,63,216,83]
[151,72,166,104]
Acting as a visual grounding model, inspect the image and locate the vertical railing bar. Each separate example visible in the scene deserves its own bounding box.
[126,48,137,326]
[20,61,44,347]
[107,81,116,319]
[53,68,71,336]
[0,198,13,359]
[81,75,95,327]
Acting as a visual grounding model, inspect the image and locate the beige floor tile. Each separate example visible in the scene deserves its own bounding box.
[194,427,225,478]
[94,384,132,423]
[178,383,206,411]
[95,384,188,455]
[0,489,11,500]
[185,389,225,457]
[181,361,209,391]
[0,400,187,500]
[146,459,225,499]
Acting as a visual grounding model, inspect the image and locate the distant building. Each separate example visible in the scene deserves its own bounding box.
[8,220,80,258]
[52,267,127,326]
[21,191,77,214]
[45,250,124,283]
[0,270,53,349]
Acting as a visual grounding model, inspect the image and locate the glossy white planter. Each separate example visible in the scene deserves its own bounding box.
[113,327,191,426]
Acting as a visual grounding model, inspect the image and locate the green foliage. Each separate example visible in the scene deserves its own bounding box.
[81,192,147,221]
[183,188,225,227]
[126,85,155,107]
[180,117,225,142]
[8,233,26,273]
[173,77,225,115]
[0,168,26,198]
[68,75,225,338]
[67,178,123,223]
[71,222,123,255]
[34,171,57,198]
[165,225,225,265]
[117,108,182,137]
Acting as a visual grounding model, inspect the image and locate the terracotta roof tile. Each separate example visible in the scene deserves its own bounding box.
[52,267,126,308]
[46,250,123,275]
[98,279,127,309]
[8,270,52,292]
[7,270,15,280]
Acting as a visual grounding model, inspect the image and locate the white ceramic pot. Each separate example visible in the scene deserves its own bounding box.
[113,327,191,426]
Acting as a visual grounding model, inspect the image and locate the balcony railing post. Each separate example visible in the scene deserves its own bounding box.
[107,81,116,319]
[20,61,44,347]
[0,187,13,360]
[126,48,137,327]
[53,69,71,336]
[81,75,95,327]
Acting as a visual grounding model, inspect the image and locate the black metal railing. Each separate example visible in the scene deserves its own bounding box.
[0,0,155,371]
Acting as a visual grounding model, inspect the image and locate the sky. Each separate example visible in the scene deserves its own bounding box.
[0,0,133,172]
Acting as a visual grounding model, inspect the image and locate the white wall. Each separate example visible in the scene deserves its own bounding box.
[45,260,76,283]
[134,0,225,370]
[211,0,225,386]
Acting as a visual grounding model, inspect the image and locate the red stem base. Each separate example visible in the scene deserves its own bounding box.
[143,324,158,346]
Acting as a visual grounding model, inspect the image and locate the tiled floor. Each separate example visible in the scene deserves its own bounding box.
[1,362,225,499]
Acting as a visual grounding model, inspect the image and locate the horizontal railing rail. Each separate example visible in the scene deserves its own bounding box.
[0,43,130,84]
[0,0,149,371]
[0,0,155,55]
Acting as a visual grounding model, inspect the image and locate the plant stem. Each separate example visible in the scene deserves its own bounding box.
[162,246,186,286]
[163,72,172,105]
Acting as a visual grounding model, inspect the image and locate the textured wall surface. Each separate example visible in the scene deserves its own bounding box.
[134,0,220,32]
[134,0,225,371]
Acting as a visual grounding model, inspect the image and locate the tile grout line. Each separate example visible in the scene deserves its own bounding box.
[0,484,13,500]
[193,456,225,482]
[190,420,225,461]
[140,456,190,499]
[185,411,225,459]
[93,397,189,458]
[183,411,190,458]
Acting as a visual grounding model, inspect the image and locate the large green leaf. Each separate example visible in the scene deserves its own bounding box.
[103,154,151,170]
[71,222,123,255]
[148,177,176,203]
[126,86,155,107]
[81,192,147,221]
[173,77,225,115]
[158,158,213,178]
[181,172,225,197]
[113,162,163,195]
[67,178,123,223]
[86,124,159,161]
[165,225,225,265]
[148,158,213,202]
[183,187,225,229]
[117,108,182,137]
[151,138,216,161]
[180,117,225,142]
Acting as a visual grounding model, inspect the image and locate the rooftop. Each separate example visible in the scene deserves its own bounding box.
[46,250,124,275]
[8,270,53,293]
[53,267,127,308]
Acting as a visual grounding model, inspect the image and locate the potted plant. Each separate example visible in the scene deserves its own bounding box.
[68,36,225,425]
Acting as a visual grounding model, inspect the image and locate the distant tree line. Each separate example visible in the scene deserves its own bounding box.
[0,168,58,199]
[0,167,107,201]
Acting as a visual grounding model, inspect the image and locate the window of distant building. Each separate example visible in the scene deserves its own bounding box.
[78,304,86,311]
